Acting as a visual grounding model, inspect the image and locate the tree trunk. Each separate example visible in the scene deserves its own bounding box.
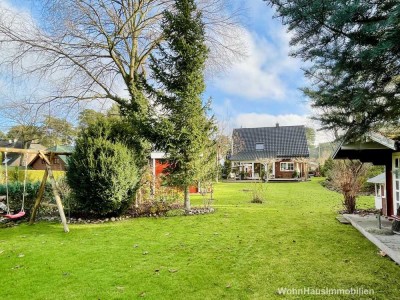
[184,185,190,212]
[215,152,219,183]
[344,194,356,213]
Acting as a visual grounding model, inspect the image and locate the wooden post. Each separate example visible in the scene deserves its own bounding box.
[0,147,72,232]
[385,160,393,216]
[307,162,309,180]
[29,169,48,225]
[39,152,69,233]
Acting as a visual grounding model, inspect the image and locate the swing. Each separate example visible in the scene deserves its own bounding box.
[2,152,27,219]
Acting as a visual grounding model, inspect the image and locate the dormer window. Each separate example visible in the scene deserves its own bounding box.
[255,143,264,151]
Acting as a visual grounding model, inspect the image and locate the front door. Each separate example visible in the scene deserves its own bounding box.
[392,153,400,214]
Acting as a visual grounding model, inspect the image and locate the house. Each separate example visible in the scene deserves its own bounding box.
[367,173,385,211]
[229,124,310,180]
[333,132,400,217]
[0,140,46,166]
[150,151,199,193]
[28,145,73,171]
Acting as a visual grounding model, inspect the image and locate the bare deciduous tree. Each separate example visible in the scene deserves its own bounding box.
[0,0,245,111]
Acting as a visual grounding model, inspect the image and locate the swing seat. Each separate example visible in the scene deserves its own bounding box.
[4,211,26,219]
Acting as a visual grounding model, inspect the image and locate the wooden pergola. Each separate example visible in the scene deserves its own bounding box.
[0,147,71,232]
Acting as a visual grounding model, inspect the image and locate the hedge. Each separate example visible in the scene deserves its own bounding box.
[0,168,65,184]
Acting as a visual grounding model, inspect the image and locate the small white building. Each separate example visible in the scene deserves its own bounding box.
[367,173,386,210]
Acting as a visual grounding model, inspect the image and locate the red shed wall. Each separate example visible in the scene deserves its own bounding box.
[154,159,198,193]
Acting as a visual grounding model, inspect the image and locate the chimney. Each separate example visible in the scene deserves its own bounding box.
[275,123,279,128]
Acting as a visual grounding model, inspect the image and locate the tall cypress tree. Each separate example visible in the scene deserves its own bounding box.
[150,0,215,211]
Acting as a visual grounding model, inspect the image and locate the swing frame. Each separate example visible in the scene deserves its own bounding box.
[0,147,71,233]
[2,151,28,219]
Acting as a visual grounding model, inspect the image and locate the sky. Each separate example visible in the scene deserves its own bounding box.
[0,0,335,144]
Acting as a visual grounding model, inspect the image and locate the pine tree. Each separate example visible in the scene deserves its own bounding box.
[265,0,400,137]
[150,0,215,212]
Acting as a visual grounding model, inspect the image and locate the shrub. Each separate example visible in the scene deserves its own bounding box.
[361,165,384,194]
[67,119,140,218]
[329,160,368,213]
[132,165,185,208]
[320,157,334,177]
[130,201,183,217]
[251,182,267,204]
[0,167,65,184]
[165,208,185,217]
[154,175,184,203]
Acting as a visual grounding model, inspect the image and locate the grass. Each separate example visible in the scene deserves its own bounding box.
[1,178,400,299]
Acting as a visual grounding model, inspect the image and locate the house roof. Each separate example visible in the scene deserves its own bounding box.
[367,172,385,184]
[0,140,23,166]
[0,140,46,166]
[230,125,309,161]
[46,145,74,165]
[27,144,74,167]
[332,132,398,165]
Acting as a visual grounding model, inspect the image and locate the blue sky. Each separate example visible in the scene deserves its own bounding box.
[205,1,313,133]
[0,0,333,143]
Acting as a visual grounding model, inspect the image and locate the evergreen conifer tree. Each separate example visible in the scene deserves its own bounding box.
[150,0,215,211]
[265,0,400,137]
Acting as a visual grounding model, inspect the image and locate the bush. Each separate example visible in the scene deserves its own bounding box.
[251,182,266,204]
[361,165,384,194]
[0,167,65,184]
[328,160,368,213]
[67,119,140,218]
[320,157,334,177]
[154,175,184,203]
[130,201,183,217]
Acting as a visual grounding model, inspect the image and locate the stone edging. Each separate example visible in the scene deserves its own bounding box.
[343,214,400,265]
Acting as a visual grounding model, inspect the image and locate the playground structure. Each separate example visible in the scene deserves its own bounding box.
[0,147,71,232]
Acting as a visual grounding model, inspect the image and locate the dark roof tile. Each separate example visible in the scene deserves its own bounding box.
[230,125,309,161]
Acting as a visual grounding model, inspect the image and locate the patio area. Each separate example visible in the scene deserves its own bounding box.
[225,178,303,183]
[342,214,400,265]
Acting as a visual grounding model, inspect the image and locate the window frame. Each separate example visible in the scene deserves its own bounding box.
[280,162,294,172]
[255,143,265,151]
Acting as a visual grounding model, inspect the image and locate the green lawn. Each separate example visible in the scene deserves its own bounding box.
[1,178,400,299]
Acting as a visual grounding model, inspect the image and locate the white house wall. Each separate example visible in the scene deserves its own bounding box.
[393,152,400,214]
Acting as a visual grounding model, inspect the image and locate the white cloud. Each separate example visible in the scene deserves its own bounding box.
[234,112,335,144]
[235,112,310,128]
[210,17,304,101]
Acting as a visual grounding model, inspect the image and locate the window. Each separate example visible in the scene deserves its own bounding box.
[54,158,60,164]
[280,162,294,171]
[255,143,264,151]
[377,186,381,197]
